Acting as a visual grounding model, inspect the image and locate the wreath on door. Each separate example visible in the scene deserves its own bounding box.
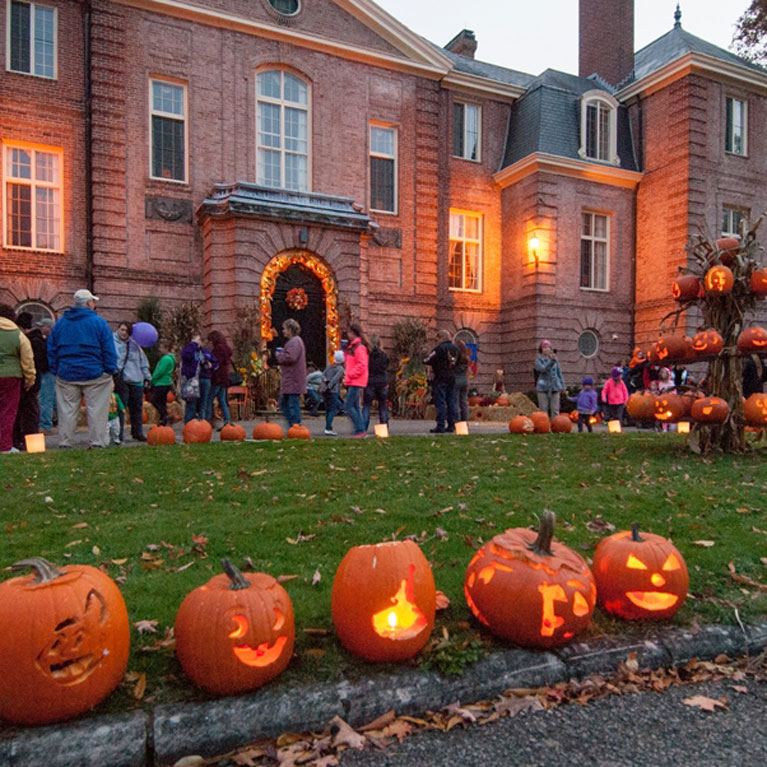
[286,287,308,311]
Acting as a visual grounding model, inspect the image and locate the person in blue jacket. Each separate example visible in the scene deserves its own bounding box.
[47,289,117,448]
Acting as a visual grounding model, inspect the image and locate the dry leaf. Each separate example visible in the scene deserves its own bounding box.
[728,560,767,592]
[692,540,716,547]
[435,590,450,610]
[302,627,329,636]
[132,672,147,700]
[231,747,267,766]
[277,574,299,583]
[329,716,366,750]
[312,569,322,586]
[71,522,89,529]
[382,719,413,742]
[358,709,396,732]
[682,695,727,712]
[111,558,128,565]
[495,695,544,717]
[134,619,159,635]
[92,545,101,557]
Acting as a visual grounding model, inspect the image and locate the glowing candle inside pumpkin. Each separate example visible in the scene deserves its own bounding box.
[371,566,427,640]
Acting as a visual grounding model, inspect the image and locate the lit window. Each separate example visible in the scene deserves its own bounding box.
[449,211,482,292]
[257,69,310,191]
[369,124,397,213]
[150,80,187,182]
[7,0,56,78]
[453,103,480,161]
[3,142,63,251]
[725,97,746,156]
[722,207,747,237]
[579,91,618,164]
[580,212,609,291]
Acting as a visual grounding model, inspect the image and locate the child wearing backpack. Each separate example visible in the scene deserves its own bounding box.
[571,377,598,433]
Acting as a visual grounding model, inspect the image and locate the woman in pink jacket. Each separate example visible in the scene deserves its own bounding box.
[601,366,629,423]
[343,323,369,437]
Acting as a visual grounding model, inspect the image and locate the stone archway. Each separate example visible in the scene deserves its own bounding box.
[260,250,340,366]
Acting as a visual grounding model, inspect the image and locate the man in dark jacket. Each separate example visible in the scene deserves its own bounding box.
[48,289,117,448]
[12,312,46,449]
[423,329,459,433]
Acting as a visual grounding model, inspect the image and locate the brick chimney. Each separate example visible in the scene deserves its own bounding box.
[579,0,634,87]
[445,29,477,59]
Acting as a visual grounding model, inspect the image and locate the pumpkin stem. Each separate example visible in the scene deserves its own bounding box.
[222,558,251,590]
[529,510,556,556]
[631,523,645,543]
[11,557,64,584]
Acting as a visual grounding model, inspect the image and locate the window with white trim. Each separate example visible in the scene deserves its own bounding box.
[150,79,187,182]
[453,102,480,161]
[257,69,310,191]
[7,0,56,78]
[579,91,619,164]
[725,97,746,156]
[2,142,63,251]
[449,210,482,292]
[580,211,609,291]
[369,124,397,213]
[722,207,747,237]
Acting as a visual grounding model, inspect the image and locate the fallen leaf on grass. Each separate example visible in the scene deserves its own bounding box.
[71,522,89,529]
[435,590,450,610]
[111,558,128,565]
[312,569,321,586]
[692,540,716,548]
[124,671,147,699]
[728,561,767,592]
[134,619,159,634]
[302,627,329,636]
[277,574,299,583]
[682,695,727,712]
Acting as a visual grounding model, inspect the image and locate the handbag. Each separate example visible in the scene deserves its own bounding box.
[180,375,200,401]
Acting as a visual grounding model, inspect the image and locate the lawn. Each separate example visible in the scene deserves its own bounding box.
[2,431,767,718]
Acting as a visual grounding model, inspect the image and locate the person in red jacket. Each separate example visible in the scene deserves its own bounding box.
[343,323,369,437]
[601,366,629,423]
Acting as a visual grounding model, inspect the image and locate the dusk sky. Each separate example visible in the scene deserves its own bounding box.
[374,1,746,76]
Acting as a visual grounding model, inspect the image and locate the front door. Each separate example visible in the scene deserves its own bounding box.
[269,264,326,369]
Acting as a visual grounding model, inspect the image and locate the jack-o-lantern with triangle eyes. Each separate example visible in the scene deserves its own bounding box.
[175,559,295,695]
[0,558,130,726]
[593,525,688,620]
[691,396,729,424]
[464,511,596,649]
[654,393,684,423]
[332,540,436,662]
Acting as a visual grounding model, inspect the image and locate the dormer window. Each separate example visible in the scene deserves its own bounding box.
[579,91,619,165]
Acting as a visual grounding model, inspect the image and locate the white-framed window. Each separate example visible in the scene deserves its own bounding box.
[150,79,187,183]
[2,141,63,251]
[7,0,56,79]
[452,102,480,161]
[257,69,310,191]
[725,97,746,156]
[449,210,482,292]
[369,123,397,214]
[722,207,747,236]
[580,211,609,291]
[579,91,619,164]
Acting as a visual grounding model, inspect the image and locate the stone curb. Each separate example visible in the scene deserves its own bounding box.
[4,620,767,767]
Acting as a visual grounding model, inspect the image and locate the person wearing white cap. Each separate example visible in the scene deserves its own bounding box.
[47,289,117,448]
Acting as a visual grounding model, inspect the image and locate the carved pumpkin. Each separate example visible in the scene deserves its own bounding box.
[691,328,724,356]
[751,267,767,297]
[220,423,247,441]
[654,335,690,362]
[744,393,767,426]
[654,393,684,422]
[331,540,436,662]
[252,422,285,441]
[690,396,729,424]
[550,414,573,433]
[174,559,295,695]
[146,424,176,446]
[737,326,767,353]
[495,395,510,407]
[593,524,688,620]
[287,424,311,440]
[704,265,734,294]
[508,416,534,434]
[0,558,130,725]
[569,410,579,423]
[529,411,551,433]
[183,418,213,444]
[671,275,703,301]
[626,392,656,421]
[464,511,595,648]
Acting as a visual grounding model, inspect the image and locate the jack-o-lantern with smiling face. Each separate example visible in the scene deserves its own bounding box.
[745,393,767,426]
[737,326,767,353]
[0,558,130,726]
[594,525,688,620]
[175,559,295,696]
[691,329,724,356]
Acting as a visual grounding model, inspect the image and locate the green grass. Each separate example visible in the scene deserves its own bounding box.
[2,432,767,716]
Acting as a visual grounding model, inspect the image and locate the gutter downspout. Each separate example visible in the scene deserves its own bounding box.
[83,0,94,291]
[630,94,643,350]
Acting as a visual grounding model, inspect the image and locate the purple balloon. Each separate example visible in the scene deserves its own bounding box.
[132,322,158,348]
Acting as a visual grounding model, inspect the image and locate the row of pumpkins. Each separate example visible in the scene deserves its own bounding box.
[148,419,311,445]
[0,513,688,726]
[626,391,767,426]
[636,326,767,366]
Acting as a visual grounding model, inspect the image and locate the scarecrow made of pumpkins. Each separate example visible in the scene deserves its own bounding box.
[632,219,767,454]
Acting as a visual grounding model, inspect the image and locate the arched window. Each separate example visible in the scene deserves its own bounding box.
[579,91,619,165]
[15,300,55,325]
[256,69,310,191]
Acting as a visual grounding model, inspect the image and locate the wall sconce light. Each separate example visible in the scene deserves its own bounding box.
[607,420,622,434]
[25,433,46,453]
[528,235,540,267]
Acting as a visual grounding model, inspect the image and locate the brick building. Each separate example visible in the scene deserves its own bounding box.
[2,0,766,389]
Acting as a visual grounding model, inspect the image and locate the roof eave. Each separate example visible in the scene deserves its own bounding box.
[441,70,527,100]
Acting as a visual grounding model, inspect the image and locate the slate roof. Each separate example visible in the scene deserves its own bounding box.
[440,47,535,90]
[632,23,764,83]
[501,70,639,172]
